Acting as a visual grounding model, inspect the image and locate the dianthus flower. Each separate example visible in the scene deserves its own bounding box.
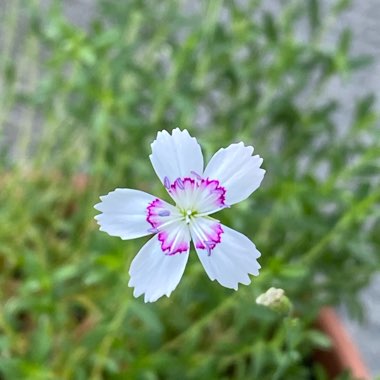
[95,129,265,302]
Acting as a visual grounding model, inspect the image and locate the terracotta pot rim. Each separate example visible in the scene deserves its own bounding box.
[315,307,371,380]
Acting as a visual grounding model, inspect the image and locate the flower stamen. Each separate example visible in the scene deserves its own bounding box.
[191,170,203,180]
[185,209,193,224]
[147,217,183,233]
[164,176,171,189]
[177,178,185,189]
[204,241,215,256]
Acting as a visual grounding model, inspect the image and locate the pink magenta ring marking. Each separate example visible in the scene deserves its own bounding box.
[176,178,185,189]
[195,223,224,255]
[160,241,189,255]
[146,198,189,255]
[147,175,226,255]
[170,177,194,190]
[146,198,163,229]
[158,230,189,255]
[200,178,227,208]
[169,177,226,209]
[204,241,214,256]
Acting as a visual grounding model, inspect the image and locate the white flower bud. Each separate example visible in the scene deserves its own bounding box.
[256,287,292,314]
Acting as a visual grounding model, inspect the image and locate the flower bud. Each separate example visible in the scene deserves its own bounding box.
[256,287,292,315]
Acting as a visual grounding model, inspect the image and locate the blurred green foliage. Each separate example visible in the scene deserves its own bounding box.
[0,0,379,379]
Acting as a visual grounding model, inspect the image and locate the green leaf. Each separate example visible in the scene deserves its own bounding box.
[308,0,320,35]
[263,12,278,43]
[305,330,332,349]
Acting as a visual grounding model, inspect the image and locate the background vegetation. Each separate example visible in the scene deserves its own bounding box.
[0,0,379,379]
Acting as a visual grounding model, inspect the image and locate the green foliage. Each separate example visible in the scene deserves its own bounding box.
[0,0,379,379]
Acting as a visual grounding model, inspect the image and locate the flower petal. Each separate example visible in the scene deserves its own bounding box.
[203,142,265,206]
[189,216,223,250]
[94,189,169,240]
[157,220,191,255]
[195,224,261,290]
[149,128,204,186]
[129,235,190,302]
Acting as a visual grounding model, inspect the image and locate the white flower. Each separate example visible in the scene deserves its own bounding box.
[94,129,265,302]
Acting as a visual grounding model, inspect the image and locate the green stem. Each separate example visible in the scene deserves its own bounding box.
[90,286,131,380]
[145,272,269,366]
[302,189,380,265]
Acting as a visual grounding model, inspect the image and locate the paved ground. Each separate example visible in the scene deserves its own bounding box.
[340,276,380,376]
[324,1,380,376]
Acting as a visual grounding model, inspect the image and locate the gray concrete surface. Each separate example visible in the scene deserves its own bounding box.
[340,276,380,377]
[323,1,380,376]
